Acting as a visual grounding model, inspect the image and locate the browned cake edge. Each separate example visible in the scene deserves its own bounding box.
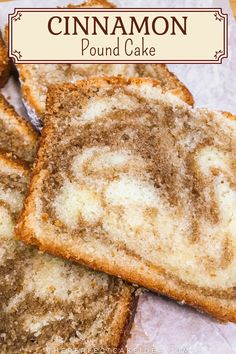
[0,31,10,88]
[16,77,236,323]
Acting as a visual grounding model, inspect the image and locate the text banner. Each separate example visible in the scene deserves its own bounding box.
[9,8,228,64]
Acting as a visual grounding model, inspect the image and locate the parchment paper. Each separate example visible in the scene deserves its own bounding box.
[0,1,236,353]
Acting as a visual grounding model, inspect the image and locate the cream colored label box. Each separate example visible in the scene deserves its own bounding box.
[9,8,228,63]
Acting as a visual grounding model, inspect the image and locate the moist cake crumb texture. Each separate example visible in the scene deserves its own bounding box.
[17,78,236,322]
[0,154,135,353]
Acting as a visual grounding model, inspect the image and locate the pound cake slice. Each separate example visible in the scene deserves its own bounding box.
[0,32,10,88]
[14,0,193,126]
[0,153,136,353]
[0,94,39,164]
[17,77,236,323]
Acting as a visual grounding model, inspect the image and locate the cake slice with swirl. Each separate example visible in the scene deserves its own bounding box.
[0,153,136,353]
[17,77,236,323]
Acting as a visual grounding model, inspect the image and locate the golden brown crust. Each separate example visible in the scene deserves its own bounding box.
[17,77,236,324]
[0,31,10,88]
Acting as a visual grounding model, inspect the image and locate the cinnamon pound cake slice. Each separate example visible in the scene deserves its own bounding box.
[17,77,236,323]
[0,153,136,353]
[0,94,39,164]
[14,0,193,127]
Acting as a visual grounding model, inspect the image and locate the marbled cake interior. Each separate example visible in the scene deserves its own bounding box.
[19,79,236,314]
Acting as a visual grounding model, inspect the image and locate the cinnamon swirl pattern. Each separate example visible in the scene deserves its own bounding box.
[0,154,134,353]
[17,78,236,322]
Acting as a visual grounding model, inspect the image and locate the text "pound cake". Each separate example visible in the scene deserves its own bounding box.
[0,153,136,353]
[17,77,236,323]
